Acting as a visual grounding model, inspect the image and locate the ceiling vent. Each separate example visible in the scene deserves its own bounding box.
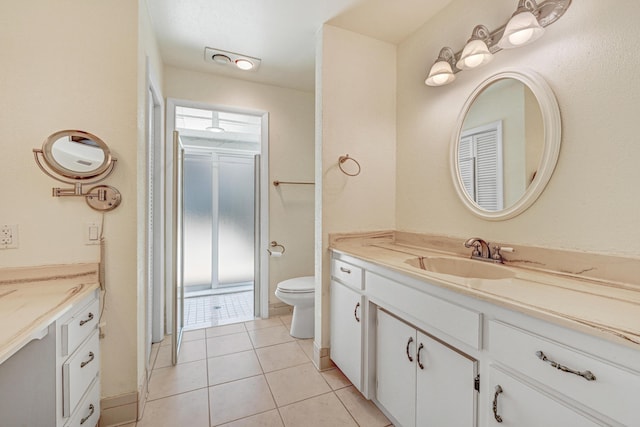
[204,47,261,71]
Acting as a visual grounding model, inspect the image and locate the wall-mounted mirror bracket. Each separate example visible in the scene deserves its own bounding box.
[33,130,122,211]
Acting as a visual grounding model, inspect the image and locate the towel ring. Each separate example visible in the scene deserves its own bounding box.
[338,154,361,177]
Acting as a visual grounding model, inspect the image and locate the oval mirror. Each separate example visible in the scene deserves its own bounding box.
[41,130,113,179]
[450,69,561,220]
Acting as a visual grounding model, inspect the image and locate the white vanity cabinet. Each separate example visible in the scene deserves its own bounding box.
[330,256,365,391]
[487,365,602,426]
[0,289,100,427]
[487,320,640,426]
[376,308,478,427]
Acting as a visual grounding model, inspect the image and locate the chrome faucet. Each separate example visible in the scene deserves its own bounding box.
[464,238,514,264]
[464,237,492,261]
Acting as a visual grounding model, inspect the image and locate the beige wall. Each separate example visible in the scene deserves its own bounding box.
[0,0,164,406]
[163,66,315,309]
[317,25,397,356]
[397,0,640,256]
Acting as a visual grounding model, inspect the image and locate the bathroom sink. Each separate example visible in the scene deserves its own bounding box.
[404,256,516,280]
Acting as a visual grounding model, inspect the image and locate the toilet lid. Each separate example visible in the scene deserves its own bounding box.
[277,276,315,293]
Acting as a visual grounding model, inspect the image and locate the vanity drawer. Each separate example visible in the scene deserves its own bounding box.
[331,259,363,290]
[489,320,640,426]
[62,330,100,417]
[64,378,100,427]
[367,272,482,349]
[61,296,99,357]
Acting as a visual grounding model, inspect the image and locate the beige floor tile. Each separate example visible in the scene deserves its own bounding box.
[218,409,284,427]
[336,386,391,427]
[159,335,171,347]
[207,332,253,357]
[279,392,358,427]
[154,339,207,369]
[183,328,206,341]
[265,362,331,406]
[244,317,284,331]
[206,323,247,338]
[255,341,309,372]
[248,325,295,348]
[209,376,276,426]
[208,350,263,385]
[296,339,314,361]
[137,388,209,427]
[117,424,137,427]
[147,359,208,401]
[321,368,352,390]
[279,315,293,327]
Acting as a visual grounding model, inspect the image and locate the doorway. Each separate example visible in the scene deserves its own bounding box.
[164,100,269,344]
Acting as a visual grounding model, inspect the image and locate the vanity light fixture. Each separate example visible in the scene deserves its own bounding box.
[425,0,571,87]
[204,47,261,71]
[457,25,493,70]
[499,1,545,49]
[425,47,457,86]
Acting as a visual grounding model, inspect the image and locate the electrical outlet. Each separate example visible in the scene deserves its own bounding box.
[0,224,19,249]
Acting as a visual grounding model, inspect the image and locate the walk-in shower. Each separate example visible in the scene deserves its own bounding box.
[176,106,262,329]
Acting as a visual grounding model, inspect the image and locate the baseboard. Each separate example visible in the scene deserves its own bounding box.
[99,391,137,426]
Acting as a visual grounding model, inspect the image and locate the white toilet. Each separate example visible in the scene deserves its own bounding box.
[274,276,315,339]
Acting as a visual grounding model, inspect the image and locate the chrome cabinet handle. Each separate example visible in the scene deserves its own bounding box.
[354,302,360,322]
[406,337,414,362]
[536,351,596,381]
[417,343,425,370]
[80,404,95,425]
[339,266,351,274]
[80,351,95,368]
[493,385,503,423]
[79,312,94,326]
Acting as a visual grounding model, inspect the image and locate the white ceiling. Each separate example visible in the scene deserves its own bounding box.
[146,0,453,92]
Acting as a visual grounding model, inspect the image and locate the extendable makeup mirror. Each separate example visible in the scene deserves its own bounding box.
[33,130,122,211]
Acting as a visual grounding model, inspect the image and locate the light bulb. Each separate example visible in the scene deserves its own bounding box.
[235,59,254,70]
[508,28,535,46]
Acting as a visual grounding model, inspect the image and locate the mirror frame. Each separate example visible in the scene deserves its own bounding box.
[450,69,561,220]
[41,129,113,180]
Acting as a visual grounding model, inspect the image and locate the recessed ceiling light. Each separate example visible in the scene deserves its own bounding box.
[211,54,231,65]
[235,59,254,71]
[204,47,261,71]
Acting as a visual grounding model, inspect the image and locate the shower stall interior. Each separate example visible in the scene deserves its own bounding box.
[175,105,263,329]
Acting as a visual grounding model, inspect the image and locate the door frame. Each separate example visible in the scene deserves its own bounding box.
[145,58,164,376]
[164,98,270,334]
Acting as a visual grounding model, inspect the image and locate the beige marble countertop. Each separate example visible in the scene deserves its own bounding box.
[331,233,640,350]
[0,263,100,364]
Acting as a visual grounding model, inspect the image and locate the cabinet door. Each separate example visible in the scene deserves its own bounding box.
[487,367,602,427]
[376,309,417,427]
[415,331,477,427]
[330,280,363,390]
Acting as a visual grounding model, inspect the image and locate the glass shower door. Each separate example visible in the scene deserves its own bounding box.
[216,154,255,290]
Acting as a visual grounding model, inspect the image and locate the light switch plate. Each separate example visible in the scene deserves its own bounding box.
[86,222,101,245]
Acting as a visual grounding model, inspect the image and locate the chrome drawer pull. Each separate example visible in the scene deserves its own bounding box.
[406,337,414,362]
[80,404,95,425]
[80,351,95,368]
[354,302,360,322]
[79,312,94,326]
[493,385,503,423]
[536,351,596,381]
[339,266,351,274]
[417,343,425,370]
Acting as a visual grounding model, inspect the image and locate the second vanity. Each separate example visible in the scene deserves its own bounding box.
[329,232,640,427]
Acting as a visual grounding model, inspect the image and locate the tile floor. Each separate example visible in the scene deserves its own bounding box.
[124,315,392,427]
[184,291,254,330]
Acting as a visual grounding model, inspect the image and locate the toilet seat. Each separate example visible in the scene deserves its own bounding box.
[276,276,315,294]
